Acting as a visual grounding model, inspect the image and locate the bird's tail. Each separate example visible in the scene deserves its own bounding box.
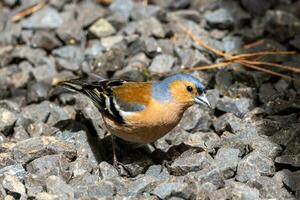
[58,79,88,94]
[58,79,107,112]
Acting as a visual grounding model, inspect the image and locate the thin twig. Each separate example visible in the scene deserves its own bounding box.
[177,24,300,82]
[12,1,47,22]
[179,24,230,59]
[243,39,265,50]
[231,51,296,60]
[243,60,300,74]
[180,62,230,72]
[238,61,300,83]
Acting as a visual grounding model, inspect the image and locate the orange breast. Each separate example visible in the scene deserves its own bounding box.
[103,99,188,143]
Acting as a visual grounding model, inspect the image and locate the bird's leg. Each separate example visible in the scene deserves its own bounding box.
[110,135,131,176]
[111,134,119,168]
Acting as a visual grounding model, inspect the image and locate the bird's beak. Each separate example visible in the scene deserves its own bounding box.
[194,93,210,107]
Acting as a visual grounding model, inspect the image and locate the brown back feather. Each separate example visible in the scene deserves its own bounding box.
[112,82,152,106]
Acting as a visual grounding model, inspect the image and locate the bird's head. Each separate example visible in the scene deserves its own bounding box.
[152,73,210,108]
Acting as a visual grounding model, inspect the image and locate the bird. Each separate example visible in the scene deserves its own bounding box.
[59,73,210,167]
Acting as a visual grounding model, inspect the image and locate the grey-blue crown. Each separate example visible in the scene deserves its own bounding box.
[152,73,205,102]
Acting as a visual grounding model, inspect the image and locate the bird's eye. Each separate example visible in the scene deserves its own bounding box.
[186,86,193,92]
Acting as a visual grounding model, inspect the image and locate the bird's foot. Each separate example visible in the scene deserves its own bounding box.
[113,157,130,177]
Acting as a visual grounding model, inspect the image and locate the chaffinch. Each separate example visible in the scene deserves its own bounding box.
[60,73,210,165]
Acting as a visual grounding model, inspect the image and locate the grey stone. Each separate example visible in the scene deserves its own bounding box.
[56,58,81,72]
[31,31,61,50]
[131,3,160,20]
[155,127,190,152]
[46,104,71,126]
[27,82,51,103]
[128,176,157,196]
[123,152,154,177]
[10,126,29,142]
[227,180,260,200]
[151,182,193,200]
[0,133,6,145]
[46,175,75,199]
[89,18,116,38]
[143,37,161,56]
[136,17,165,38]
[187,167,225,188]
[270,123,300,146]
[236,151,275,182]
[69,156,94,178]
[56,21,83,44]
[281,170,300,198]
[176,48,211,68]
[21,101,51,123]
[167,10,201,23]
[76,1,106,27]
[109,0,134,20]
[84,40,105,57]
[0,164,26,181]
[215,148,241,178]
[2,0,18,7]
[52,45,84,64]
[222,35,243,54]
[0,184,6,200]
[275,154,300,167]
[206,89,220,110]
[145,165,170,181]
[27,122,54,137]
[157,39,174,55]
[0,108,17,135]
[12,136,76,164]
[0,21,21,45]
[241,0,276,15]
[265,10,300,41]
[216,96,255,118]
[32,63,58,83]
[179,105,211,131]
[92,47,125,76]
[99,161,119,179]
[27,154,71,181]
[13,45,47,66]
[2,173,26,198]
[213,113,243,134]
[0,63,31,90]
[149,54,175,74]
[170,150,214,174]
[68,173,100,198]
[0,153,16,169]
[290,34,300,50]
[35,192,59,200]
[24,174,44,197]
[215,148,240,168]
[184,132,220,152]
[259,83,279,104]
[204,8,234,29]
[215,69,233,91]
[248,174,294,199]
[22,7,63,29]
[251,138,281,159]
[228,83,257,99]
[106,177,128,196]
[56,129,103,168]
[87,180,115,198]
[101,35,124,49]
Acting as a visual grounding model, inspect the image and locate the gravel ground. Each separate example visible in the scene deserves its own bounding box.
[1,0,300,199]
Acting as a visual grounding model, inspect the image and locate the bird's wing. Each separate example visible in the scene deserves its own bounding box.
[59,79,152,124]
